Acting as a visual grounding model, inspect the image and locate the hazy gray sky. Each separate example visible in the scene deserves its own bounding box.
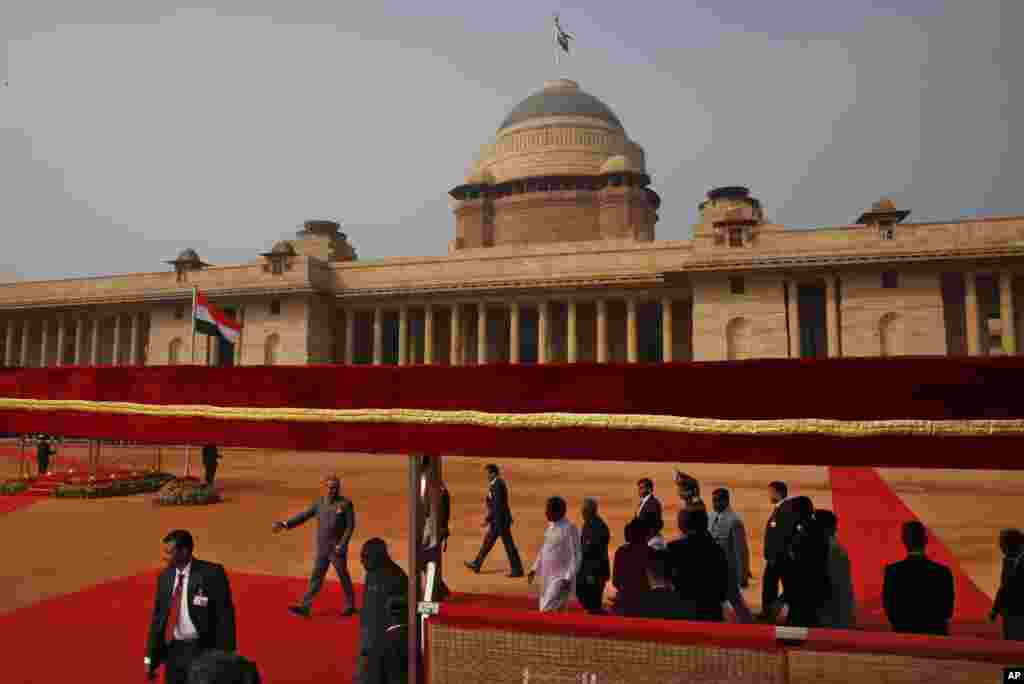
[1,1,1019,282]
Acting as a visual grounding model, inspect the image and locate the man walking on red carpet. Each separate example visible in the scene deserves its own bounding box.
[465,464,524,578]
[145,529,237,684]
[272,473,357,618]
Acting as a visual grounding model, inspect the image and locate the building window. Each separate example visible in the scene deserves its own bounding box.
[728,227,744,247]
[881,272,899,289]
[729,277,746,295]
[879,226,895,240]
[264,334,280,365]
[271,259,284,275]
[270,300,281,316]
[174,307,184,320]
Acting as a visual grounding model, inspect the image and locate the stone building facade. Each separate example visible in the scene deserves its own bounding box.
[1,79,1022,369]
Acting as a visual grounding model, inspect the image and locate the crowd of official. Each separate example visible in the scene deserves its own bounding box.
[136,461,1022,684]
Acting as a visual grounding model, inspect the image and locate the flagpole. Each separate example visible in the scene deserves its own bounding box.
[191,285,197,365]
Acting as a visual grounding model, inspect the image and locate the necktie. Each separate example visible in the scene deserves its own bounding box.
[165,572,183,643]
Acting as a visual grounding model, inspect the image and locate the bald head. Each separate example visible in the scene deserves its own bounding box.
[321,474,341,498]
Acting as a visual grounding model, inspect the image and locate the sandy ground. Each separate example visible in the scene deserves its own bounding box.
[1,446,1022,616]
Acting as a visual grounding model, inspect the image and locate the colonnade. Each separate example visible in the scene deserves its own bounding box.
[342,295,685,366]
[2,312,147,367]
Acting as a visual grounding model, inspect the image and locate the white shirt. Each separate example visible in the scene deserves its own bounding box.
[171,561,199,641]
[530,518,582,612]
[637,494,652,518]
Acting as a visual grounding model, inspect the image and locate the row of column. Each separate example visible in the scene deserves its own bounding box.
[786,271,1018,358]
[345,296,678,366]
[965,271,1018,355]
[2,313,146,367]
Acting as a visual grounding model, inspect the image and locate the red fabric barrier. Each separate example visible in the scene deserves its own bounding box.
[799,626,1024,665]
[0,357,1022,419]
[433,603,781,652]
[2,410,1024,468]
[2,358,1024,467]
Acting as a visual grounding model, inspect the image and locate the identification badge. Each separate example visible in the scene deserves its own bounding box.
[770,521,777,527]
[337,505,343,514]
[193,595,209,607]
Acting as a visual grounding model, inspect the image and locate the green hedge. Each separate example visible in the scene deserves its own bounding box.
[55,472,176,499]
[0,480,29,495]
[155,479,221,506]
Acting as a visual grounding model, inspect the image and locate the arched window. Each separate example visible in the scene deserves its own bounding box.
[879,313,904,357]
[168,338,183,365]
[264,333,280,366]
[725,317,754,360]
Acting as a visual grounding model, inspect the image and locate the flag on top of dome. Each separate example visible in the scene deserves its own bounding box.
[553,13,573,54]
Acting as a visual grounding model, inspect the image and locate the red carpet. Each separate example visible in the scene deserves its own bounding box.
[0,494,38,513]
[0,570,366,684]
[828,467,996,636]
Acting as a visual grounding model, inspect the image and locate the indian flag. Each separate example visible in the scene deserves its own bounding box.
[192,288,242,344]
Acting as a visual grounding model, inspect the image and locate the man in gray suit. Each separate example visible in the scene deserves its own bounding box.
[272,474,357,618]
[709,488,754,623]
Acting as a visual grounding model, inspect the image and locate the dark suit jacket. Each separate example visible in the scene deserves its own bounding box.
[146,559,237,668]
[993,555,1024,617]
[635,495,662,525]
[624,587,698,621]
[438,486,451,537]
[201,445,220,465]
[883,554,955,635]
[666,531,729,622]
[485,477,513,531]
[612,543,653,615]
[580,515,611,581]
[764,498,800,563]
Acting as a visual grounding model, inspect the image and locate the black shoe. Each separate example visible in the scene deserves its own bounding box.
[340,607,357,617]
[464,561,481,574]
[508,570,525,578]
[288,605,311,618]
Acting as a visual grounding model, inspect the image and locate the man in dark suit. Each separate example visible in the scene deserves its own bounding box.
[761,480,798,620]
[201,445,221,487]
[272,473,357,617]
[666,507,730,622]
[883,520,955,636]
[625,552,698,621]
[145,530,237,684]
[990,528,1024,641]
[634,477,662,527]
[577,497,611,614]
[357,538,409,684]
[465,464,524,577]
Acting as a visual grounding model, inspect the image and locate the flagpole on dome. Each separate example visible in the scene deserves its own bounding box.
[552,12,572,75]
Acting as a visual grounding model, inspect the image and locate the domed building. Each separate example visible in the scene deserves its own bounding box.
[0,79,1021,369]
[449,79,659,249]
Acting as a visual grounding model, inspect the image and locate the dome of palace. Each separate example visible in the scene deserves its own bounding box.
[499,79,623,131]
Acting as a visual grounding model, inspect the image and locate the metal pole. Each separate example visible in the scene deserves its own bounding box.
[428,455,443,593]
[408,453,423,684]
[20,437,26,479]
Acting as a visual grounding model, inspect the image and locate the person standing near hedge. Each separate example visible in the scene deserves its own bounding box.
[201,445,221,487]
[272,474,357,618]
[36,436,53,477]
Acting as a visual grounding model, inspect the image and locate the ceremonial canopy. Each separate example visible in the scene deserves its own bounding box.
[1,357,1022,469]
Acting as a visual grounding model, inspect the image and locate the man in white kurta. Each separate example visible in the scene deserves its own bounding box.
[528,496,582,612]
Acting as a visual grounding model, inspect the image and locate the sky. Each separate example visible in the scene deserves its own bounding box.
[1,0,1020,282]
